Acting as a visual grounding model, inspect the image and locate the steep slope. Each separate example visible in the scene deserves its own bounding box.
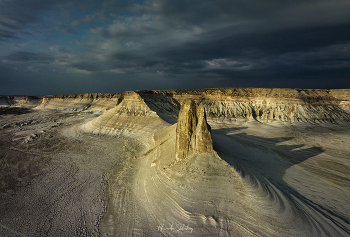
[167,88,350,123]
[80,91,169,147]
[138,90,180,124]
[36,93,121,112]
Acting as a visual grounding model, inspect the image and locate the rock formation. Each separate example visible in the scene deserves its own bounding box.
[80,91,169,147]
[114,91,157,116]
[31,88,350,123]
[175,99,214,161]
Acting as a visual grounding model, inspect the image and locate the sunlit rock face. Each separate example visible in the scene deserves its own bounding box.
[80,91,169,148]
[175,99,214,161]
[170,88,350,124]
[114,91,157,116]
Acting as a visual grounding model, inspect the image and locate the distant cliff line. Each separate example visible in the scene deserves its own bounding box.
[2,87,350,101]
[1,88,350,123]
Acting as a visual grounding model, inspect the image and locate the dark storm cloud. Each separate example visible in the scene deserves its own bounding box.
[70,61,103,72]
[83,21,350,79]
[0,0,138,41]
[56,23,76,34]
[0,29,20,40]
[0,0,50,40]
[6,51,55,63]
[157,23,350,65]
[138,0,350,27]
[1,0,350,95]
[79,0,350,76]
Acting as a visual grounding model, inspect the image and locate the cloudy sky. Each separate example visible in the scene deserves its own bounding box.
[1,0,350,95]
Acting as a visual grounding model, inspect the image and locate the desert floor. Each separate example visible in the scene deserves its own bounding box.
[1,107,350,236]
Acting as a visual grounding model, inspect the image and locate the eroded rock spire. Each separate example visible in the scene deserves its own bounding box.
[175,99,214,161]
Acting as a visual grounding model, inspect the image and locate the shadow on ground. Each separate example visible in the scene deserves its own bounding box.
[213,127,325,180]
[212,127,350,234]
[0,107,32,115]
[138,91,180,124]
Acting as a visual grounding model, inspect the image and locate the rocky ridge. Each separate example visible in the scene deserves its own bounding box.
[36,93,121,111]
[166,88,350,123]
[2,88,350,123]
[80,91,169,147]
[114,91,158,117]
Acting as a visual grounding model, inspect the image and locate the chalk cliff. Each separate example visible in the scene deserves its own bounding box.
[3,88,350,123]
[80,91,169,147]
[175,99,214,161]
[36,93,121,111]
[168,88,350,123]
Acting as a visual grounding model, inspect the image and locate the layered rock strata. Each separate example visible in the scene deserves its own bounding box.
[168,88,350,123]
[3,88,350,123]
[114,91,157,116]
[37,93,121,111]
[175,99,215,161]
[80,91,169,147]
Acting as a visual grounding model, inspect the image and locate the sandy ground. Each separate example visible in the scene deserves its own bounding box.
[1,106,350,236]
[0,108,131,236]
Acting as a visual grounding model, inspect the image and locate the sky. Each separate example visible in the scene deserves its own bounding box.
[0,0,350,95]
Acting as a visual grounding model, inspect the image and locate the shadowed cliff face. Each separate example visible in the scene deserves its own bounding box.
[175,99,214,161]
